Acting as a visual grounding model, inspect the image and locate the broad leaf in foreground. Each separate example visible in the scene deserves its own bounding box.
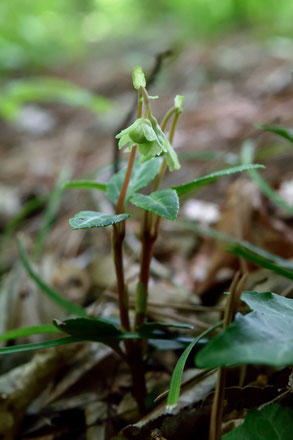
[196,291,293,368]
[173,164,264,196]
[69,211,130,229]
[106,158,162,205]
[223,404,293,440]
[256,123,293,143]
[130,189,179,221]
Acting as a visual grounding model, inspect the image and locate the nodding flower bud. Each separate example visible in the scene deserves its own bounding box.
[128,118,156,144]
[116,116,180,171]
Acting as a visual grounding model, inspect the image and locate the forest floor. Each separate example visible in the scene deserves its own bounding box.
[0,32,293,439]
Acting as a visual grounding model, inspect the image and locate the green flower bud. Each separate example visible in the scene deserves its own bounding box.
[115,115,180,171]
[132,66,146,90]
[129,118,156,144]
[174,95,184,113]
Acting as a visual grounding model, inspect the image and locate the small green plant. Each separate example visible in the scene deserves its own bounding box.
[0,67,264,414]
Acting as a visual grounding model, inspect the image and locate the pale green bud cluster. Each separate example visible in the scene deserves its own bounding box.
[116,115,180,171]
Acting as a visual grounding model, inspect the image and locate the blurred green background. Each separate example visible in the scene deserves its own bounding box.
[0,0,292,74]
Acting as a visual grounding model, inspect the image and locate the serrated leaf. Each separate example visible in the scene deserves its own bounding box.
[0,324,61,342]
[130,189,179,221]
[54,317,123,341]
[173,164,265,196]
[196,291,293,368]
[132,66,146,90]
[0,337,82,354]
[166,321,222,412]
[18,238,88,317]
[63,180,107,191]
[256,123,293,143]
[223,404,293,440]
[106,158,162,205]
[69,211,130,229]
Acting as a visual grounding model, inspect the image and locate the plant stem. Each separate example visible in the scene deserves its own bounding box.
[134,109,181,329]
[112,93,142,330]
[111,89,148,411]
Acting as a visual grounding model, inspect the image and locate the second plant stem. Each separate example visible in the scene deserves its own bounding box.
[135,108,180,329]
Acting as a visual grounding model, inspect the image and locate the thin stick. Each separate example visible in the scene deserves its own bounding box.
[209,272,244,440]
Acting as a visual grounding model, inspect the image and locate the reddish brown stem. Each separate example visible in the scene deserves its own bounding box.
[134,109,180,328]
[112,223,131,331]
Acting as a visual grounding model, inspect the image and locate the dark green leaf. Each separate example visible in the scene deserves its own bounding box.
[0,324,61,342]
[130,189,179,220]
[256,123,293,143]
[18,238,87,317]
[173,164,264,196]
[223,404,293,440]
[196,291,293,368]
[53,317,123,341]
[0,337,82,354]
[69,211,130,229]
[166,321,222,412]
[63,180,107,192]
[106,158,162,205]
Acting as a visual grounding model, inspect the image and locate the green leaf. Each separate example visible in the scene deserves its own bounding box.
[256,123,293,143]
[241,140,293,215]
[166,321,222,412]
[196,291,293,368]
[18,238,87,317]
[228,243,293,280]
[132,66,146,90]
[130,189,179,221]
[63,180,107,192]
[53,317,123,341]
[222,404,293,440]
[173,164,265,196]
[0,324,61,342]
[176,222,293,280]
[69,211,130,229]
[1,78,111,120]
[248,169,293,215]
[106,158,162,205]
[0,337,82,354]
